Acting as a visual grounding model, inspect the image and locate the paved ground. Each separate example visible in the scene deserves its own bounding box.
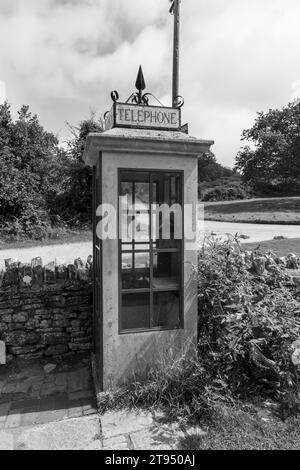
[0,409,189,450]
[0,355,189,450]
[0,354,99,449]
[0,355,96,430]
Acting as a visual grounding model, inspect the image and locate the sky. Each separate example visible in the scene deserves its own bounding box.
[1,0,300,167]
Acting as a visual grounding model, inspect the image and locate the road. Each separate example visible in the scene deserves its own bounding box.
[0,220,299,268]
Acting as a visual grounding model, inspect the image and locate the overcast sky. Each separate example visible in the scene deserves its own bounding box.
[0,0,300,167]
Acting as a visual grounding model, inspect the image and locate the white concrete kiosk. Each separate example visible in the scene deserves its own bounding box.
[84,106,213,391]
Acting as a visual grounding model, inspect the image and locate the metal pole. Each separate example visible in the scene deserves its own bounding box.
[172,0,180,108]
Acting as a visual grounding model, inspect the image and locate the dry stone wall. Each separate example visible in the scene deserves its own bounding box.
[0,256,93,360]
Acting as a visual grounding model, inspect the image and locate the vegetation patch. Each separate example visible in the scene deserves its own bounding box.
[178,405,300,450]
[244,238,300,258]
[204,197,300,224]
[99,237,300,442]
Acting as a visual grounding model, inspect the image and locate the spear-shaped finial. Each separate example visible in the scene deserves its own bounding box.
[135,65,146,93]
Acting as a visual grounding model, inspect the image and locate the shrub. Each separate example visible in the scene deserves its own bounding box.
[197,236,300,416]
[202,184,251,201]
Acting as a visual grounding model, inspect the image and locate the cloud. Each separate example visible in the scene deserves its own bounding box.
[1,0,300,165]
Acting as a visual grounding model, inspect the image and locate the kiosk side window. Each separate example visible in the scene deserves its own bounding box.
[119,169,183,333]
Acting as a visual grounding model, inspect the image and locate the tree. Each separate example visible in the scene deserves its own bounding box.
[50,115,104,226]
[198,152,235,182]
[0,102,64,239]
[0,103,105,239]
[236,101,300,194]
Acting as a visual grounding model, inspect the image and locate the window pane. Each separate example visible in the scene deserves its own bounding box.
[153,292,181,328]
[122,293,150,330]
[135,182,150,210]
[120,182,133,207]
[153,251,180,290]
[152,174,181,205]
[134,212,150,241]
[122,252,150,289]
[151,173,182,249]
[120,211,150,242]
[152,210,181,249]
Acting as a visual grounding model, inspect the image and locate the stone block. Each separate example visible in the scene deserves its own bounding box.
[45,345,69,356]
[0,323,8,332]
[72,336,92,344]
[5,258,19,269]
[1,314,12,323]
[19,351,44,360]
[46,295,65,308]
[3,268,20,286]
[10,323,27,331]
[12,313,27,323]
[84,441,103,450]
[31,257,43,269]
[71,331,86,339]
[67,297,90,307]
[0,301,12,309]
[40,320,52,328]
[102,435,129,450]
[21,264,32,287]
[74,258,84,269]
[35,309,48,316]
[69,343,92,351]
[43,262,56,283]
[9,345,43,356]
[26,319,37,330]
[45,333,68,346]
[77,269,89,281]
[0,308,14,315]
[32,258,43,285]
[16,416,99,450]
[0,431,14,450]
[5,330,40,346]
[56,264,68,281]
[67,264,76,281]
[22,303,43,311]
[100,410,153,440]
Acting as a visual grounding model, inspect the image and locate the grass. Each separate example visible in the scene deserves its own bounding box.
[243,238,300,257]
[204,196,300,224]
[178,405,300,450]
[0,229,92,251]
